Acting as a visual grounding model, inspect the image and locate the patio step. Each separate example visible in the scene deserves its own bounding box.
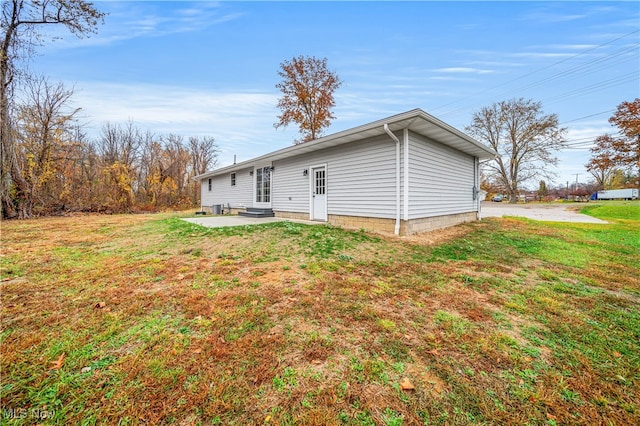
[238,208,275,218]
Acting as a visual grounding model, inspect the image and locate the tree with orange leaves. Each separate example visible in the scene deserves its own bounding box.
[609,99,640,182]
[275,55,342,144]
[586,99,640,189]
[586,135,620,188]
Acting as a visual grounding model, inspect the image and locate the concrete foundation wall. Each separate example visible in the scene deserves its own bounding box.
[274,211,310,221]
[400,211,477,235]
[328,214,397,234]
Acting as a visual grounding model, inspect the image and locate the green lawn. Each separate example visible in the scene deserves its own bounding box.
[1,202,638,425]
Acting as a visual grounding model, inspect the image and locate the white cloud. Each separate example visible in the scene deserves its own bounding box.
[466,60,525,68]
[512,52,575,59]
[70,80,455,169]
[40,2,244,50]
[563,123,612,145]
[548,44,599,50]
[521,8,587,24]
[434,67,495,74]
[71,81,287,166]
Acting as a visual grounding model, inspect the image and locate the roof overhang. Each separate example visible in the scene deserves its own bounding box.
[194,108,496,180]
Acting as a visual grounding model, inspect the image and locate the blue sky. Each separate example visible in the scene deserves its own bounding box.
[33,1,639,188]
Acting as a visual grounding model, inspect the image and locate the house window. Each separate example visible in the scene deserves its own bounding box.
[315,169,325,195]
[231,172,236,186]
[208,178,212,191]
[255,167,271,203]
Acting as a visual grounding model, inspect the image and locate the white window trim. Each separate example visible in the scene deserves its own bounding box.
[253,163,273,207]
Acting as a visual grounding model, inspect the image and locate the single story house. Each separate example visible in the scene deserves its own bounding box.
[194,109,496,235]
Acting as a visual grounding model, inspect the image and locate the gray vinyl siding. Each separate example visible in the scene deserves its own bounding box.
[272,134,398,218]
[408,131,475,219]
[272,156,310,213]
[200,167,252,209]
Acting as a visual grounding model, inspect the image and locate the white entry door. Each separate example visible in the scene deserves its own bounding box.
[311,166,327,221]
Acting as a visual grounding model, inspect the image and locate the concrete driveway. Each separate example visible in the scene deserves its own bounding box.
[480,202,607,224]
[182,215,322,229]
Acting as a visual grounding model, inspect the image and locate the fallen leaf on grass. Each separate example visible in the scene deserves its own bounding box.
[94,302,106,309]
[427,348,440,356]
[613,351,622,358]
[49,354,65,371]
[400,378,415,390]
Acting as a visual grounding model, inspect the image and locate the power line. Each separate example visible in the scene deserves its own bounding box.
[560,109,615,125]
[431,29,639,116]
[499,44,639,96]
[543,72,637,104]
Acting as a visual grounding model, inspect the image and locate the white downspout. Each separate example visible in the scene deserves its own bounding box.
[384,124,401,235]
[475,157,480,220]
[403,129,409,221]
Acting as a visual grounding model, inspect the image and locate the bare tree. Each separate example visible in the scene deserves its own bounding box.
[275,55,342,144]
[97,121,146,213]
[1,0,104,218]
[159,134,190,206]
[466,98,567,203]
[188,136,218,176]
[99,121,141,168]
[14,76,79,215]
[66,124,101,211]
[188,136,219,204]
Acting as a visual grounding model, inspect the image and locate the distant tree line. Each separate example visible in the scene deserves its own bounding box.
[1,1,220,218]
[7,76,218,217]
